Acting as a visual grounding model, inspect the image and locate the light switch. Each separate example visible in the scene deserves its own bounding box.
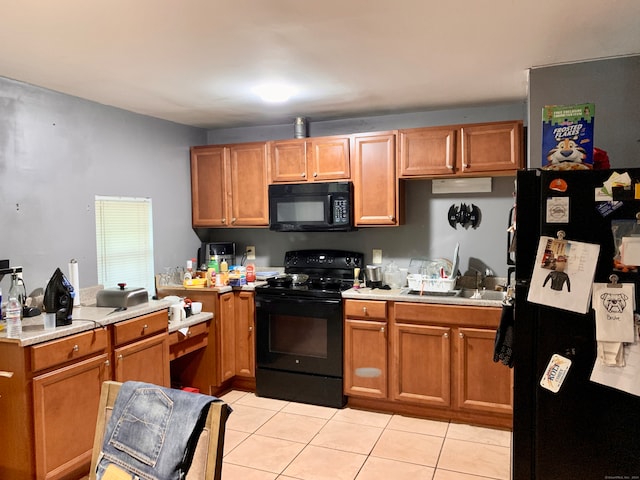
[372,249,382,264]
[246,246,256,260]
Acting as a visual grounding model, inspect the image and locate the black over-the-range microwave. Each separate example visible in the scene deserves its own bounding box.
[268,181,355,232]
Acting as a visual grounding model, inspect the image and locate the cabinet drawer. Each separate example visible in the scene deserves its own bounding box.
[113,310,168,346]
[31,328,109,372]
[344,299,387,320]
[395,302,501,327]
[169,321,209,360]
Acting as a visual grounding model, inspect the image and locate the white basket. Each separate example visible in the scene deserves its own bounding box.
[407,274,457,292]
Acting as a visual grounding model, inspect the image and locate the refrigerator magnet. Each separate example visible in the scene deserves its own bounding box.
[546,197,570,223]
[540,353,572,393]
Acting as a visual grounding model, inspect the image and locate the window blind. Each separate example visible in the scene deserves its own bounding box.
[95,196,154,292]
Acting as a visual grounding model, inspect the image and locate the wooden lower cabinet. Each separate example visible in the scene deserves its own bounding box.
[113,334,170,385]
[344,299,388,398]
[455,327,513,414]
[391,322,451,407]
[33,354,110,480]
[234,290,255,378]
[345,300,513,429]
[344,318,388,398]
[112,310,170,386]
[0,309,171,480]
[157,287,256,394]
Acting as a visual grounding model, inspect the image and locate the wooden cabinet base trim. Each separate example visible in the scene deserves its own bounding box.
[346,396,512,430]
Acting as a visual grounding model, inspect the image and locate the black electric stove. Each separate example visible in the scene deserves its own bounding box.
[254,249,363,408]
[254,249,363,299]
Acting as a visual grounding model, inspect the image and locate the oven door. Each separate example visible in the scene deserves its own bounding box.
[255,294,343,378]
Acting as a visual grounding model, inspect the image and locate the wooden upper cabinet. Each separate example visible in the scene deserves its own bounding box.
[191,146,228,227]
[352,132,400,226]
[459,121,523,174]
[191,142,269,227]
[269,139,308,182]
[228,142,269,226]
[398,120,523,178]
[399,126,457,177]
[269,135,350,183]
[309,136,350,181]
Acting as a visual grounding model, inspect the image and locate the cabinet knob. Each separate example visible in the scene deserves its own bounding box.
[301,173,306,178]
[380,326,385,333]
[459,332,464,338]
[388,215,394,221]
[118,354,123,360]
[313,172,318,177]
[362,306,367,314]
[187,330,191,336]
[462,162,469,169]
[249,326,253,332]
[73,344,79,352]
[232,217,237,224]
[443,333,449,338]
[143,324,148,330]
[221,218,227,224]
[105,360,110,367]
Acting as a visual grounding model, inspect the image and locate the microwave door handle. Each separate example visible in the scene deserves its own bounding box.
[327,195,334,225]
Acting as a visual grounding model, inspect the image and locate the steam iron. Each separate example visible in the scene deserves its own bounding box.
[43,268,75,326]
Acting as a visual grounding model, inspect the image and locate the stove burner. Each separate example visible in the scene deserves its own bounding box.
[309,277,343,291]
[267,276,293,288]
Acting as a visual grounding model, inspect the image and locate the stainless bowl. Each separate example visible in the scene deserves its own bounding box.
[290,273,309,285]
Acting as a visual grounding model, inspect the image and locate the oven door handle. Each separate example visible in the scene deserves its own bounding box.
[255,295,341,308]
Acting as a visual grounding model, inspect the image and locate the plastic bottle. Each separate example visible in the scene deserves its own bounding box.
[220,259,229,286]
[246,263,256,283]
[6,276,22,337]
[207,256,217,288]
[0,286,4,332]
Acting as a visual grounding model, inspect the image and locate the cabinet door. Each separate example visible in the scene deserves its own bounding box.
[391,323,451,407]
[229,142,269,226]
[114,334,170,387]
[269,139,308,182]
[398,126,457,177]
[459,121,523,174]
[218,292,236,382]
[190,146,230,227]
[455,327,513,415]
[344,318,388,398]
[33,354,110,480]
[309,136,350,181]
[352,132,399,226]
[234,291,255,378]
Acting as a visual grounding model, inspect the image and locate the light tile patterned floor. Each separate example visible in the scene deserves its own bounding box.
[220,390,511,480]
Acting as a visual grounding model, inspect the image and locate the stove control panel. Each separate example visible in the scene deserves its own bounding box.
[284,250,363,270]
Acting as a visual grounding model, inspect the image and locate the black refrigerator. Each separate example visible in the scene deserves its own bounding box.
[513,168,640,480]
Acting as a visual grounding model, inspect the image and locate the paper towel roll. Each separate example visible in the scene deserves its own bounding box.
[68,259,80,306]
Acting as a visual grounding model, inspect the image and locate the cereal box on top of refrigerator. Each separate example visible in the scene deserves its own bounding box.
[542,103,595,170]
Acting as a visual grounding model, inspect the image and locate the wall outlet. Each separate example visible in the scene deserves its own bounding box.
[246,245,256,260]
[372,249,382,264]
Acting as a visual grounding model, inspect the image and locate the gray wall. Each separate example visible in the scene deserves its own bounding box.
[203,103,526,278]
[0,77,207,294]
[528,55,640,168]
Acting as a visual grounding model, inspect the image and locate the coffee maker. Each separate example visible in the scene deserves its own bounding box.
[198,242,236,270]
[43,268,74,326]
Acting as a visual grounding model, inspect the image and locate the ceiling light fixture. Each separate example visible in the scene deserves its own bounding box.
[252,83,299,103]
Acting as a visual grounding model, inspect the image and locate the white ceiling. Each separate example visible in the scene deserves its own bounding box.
[1,0,639,129]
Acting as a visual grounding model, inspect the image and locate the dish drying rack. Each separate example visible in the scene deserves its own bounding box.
[407,258,458,293]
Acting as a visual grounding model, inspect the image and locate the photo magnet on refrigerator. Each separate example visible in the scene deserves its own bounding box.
[540,353,572,393]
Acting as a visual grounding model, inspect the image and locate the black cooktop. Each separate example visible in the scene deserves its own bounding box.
[255,249,364,298]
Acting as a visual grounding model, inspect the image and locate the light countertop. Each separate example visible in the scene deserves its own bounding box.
[168,312,213,333]
[1,300,174,347]
[341,287,505,307]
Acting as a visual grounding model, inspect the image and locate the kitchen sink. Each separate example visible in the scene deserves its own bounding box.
[459,288,507,301]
